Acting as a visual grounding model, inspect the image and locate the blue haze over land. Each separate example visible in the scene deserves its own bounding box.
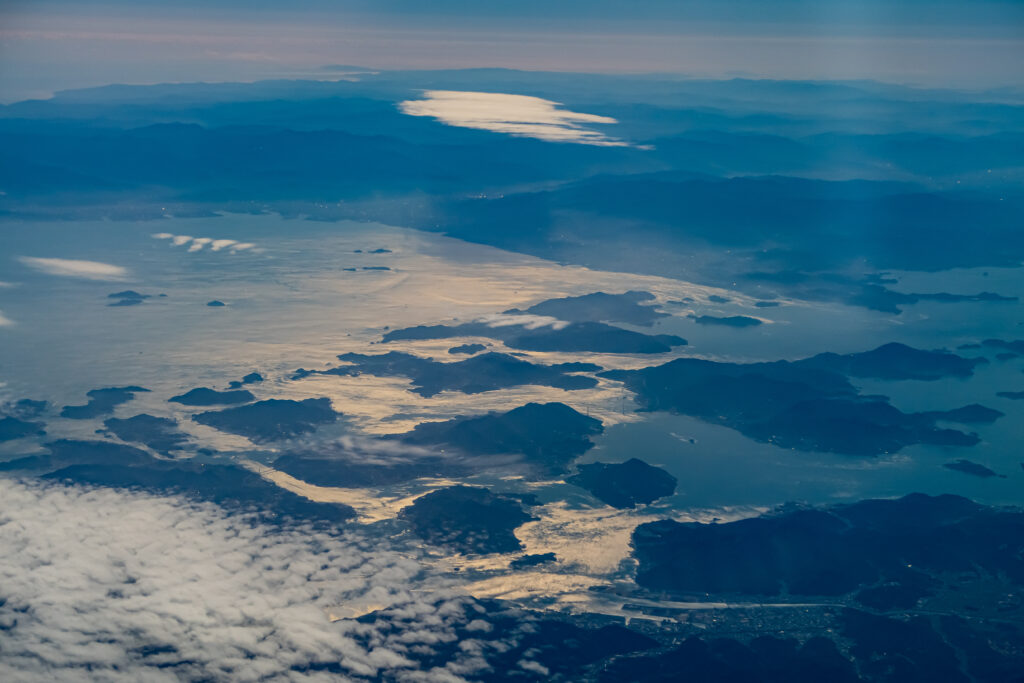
[1,1,1024,680]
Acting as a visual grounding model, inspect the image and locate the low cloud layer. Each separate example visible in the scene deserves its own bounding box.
[152,233,255,253]
[399,91,630,146]
[0,479,493,682]
[0,310,13,326]
[477,312,570,330]
[18,256,129,281]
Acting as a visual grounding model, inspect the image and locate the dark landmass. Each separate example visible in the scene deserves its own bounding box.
[44,460,355,523]
[191,397,339,442]
[296,352,601,397]
[382,320,686,354]
[836,609,985,683]
[227,372,264,389]
[707,295,731,303]
[982,339,1024,354]
[798,342,984,380]
[107,290,151,306]
[368,248,391,253]
[397,402,603,476]
[912,291,1017,304]
[361,266,391,271]
[504,290,668,326]
[853,569,937,611]
[510,553,557,569]
[206,300,226,307]
[102,414,189,455]
[352,597,656,682]
[996,390,1024,400]
[0,438,152,472]
[359,593,1022,683]
[169,387,256,406]
[567,458,677,509]
[0,416,45,442]
[272,453,454,487]
[943,459,1004,478]
[601,348,979,455]
[996,352,1019,361]
[60,386,149,419]
[5,75,1024,322]
[600,605,1024,683]
[448,343,487,355]
[2,398,48,419]
[602,634,858,683]
[631,493,1024,601]
[398,485,535,554]
[755,300,781,308]
[413,173,1024,313]
[688,314,762,327]
[921,403,1004,424]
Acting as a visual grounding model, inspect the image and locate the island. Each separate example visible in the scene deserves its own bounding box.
[398,485,535,554]
[169,387,256,406]
[382,319,686,354]
[191,397,339,442]
[396,402,603,476]
[567,458,677,509]
[503,290,668,326]
[296,352,601,397]
[688,314,763,327]
[102,414,189,455]
[60,386,150,419]
[600,347,982,455]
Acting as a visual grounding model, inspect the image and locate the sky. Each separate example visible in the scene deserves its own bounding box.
[1,0,1023,101]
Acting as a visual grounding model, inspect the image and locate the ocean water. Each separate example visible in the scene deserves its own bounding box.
[1,213,1020,511]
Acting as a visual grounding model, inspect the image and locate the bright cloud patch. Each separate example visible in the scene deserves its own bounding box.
[153,233,255,253]
[477,313,570,330]
[0,479,484,682]
[0,311,13,326]
[399,90,630,146]
[19,256,128,281]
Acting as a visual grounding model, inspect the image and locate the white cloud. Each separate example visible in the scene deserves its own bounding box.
[154,234,256,253]
[18,256,129,281]
[188,237,213,252]
[0,310,13,326]
[477,313,569,330]
[210,239,238,251]
[398,91,631,147]
[0,479,492,682]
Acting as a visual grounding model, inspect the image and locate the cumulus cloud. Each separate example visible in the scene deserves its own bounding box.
[152,233,256,253]
[18,256,129,281]
[188,237,213,252]
[0,479,493,682]
[210,239,238,251]
[398,91,631,147]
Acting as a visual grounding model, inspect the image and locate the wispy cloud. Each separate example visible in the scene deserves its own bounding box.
[19,256,128,281]
[153,233,256,253]
[477,312,569,330]
[399,90,633,146]
[0,311,13,326]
